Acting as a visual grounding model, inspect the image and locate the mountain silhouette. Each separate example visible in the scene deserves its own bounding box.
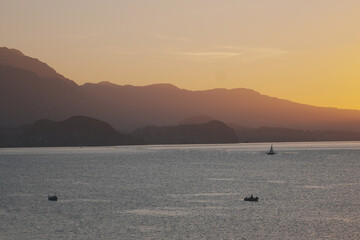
[1,47,360,134]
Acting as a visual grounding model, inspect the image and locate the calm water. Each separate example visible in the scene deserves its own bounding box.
[0,142,359,239]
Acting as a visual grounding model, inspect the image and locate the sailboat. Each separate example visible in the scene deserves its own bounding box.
[267,145,276,155]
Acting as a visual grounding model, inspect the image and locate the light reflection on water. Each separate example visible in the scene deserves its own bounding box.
[0,142,359,239]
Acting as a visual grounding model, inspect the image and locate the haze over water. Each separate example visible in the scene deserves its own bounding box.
[0,142,359,239]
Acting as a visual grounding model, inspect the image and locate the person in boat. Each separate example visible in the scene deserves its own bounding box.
[48,194,58,201]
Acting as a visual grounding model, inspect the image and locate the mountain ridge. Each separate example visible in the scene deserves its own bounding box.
[0,47,76,86]
[2,46,360,133]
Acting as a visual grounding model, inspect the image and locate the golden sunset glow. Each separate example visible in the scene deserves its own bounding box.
[1,0,360,109]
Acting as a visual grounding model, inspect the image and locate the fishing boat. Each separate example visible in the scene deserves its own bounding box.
[244,195,259,202]
[48,194,58,201]
[267,145,276,155]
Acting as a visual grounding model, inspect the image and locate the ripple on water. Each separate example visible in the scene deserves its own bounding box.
[125,207,193,217]
[59,199,111,203]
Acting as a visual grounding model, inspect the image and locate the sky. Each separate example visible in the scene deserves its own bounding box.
[1,0,360,110]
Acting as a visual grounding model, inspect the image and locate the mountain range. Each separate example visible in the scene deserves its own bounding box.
[1,46,360,137]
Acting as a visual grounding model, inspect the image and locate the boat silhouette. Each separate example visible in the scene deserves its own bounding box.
[267,145,276,155]
[244,195,259,202]
[48,194,58,201]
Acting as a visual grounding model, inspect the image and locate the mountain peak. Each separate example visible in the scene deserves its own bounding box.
[0,47,25,56]
[82,82,180,90]
[146,83,179,89]
[0,46,68,81]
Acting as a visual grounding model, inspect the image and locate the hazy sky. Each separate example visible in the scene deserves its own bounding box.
[1,0,360,109]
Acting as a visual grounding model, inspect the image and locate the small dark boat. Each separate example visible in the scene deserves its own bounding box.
[48,194,58,201]
[244,195,259,202]
[267,145,276,155]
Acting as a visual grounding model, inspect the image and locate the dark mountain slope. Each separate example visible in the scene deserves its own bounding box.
[0,47,75,85]
[132,120,239,144]
[0,64,89,126]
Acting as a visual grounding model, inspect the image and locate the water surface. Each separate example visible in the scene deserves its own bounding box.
[0,142,359,239]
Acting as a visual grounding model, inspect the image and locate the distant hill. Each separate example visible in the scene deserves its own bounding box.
[0,116,139,147]
[132,120,238,144]
[2,47,360,135]
[0,117,237,147]
[2,115,360,147]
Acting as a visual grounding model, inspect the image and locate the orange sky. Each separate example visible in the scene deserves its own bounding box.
[1,0,360,109]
